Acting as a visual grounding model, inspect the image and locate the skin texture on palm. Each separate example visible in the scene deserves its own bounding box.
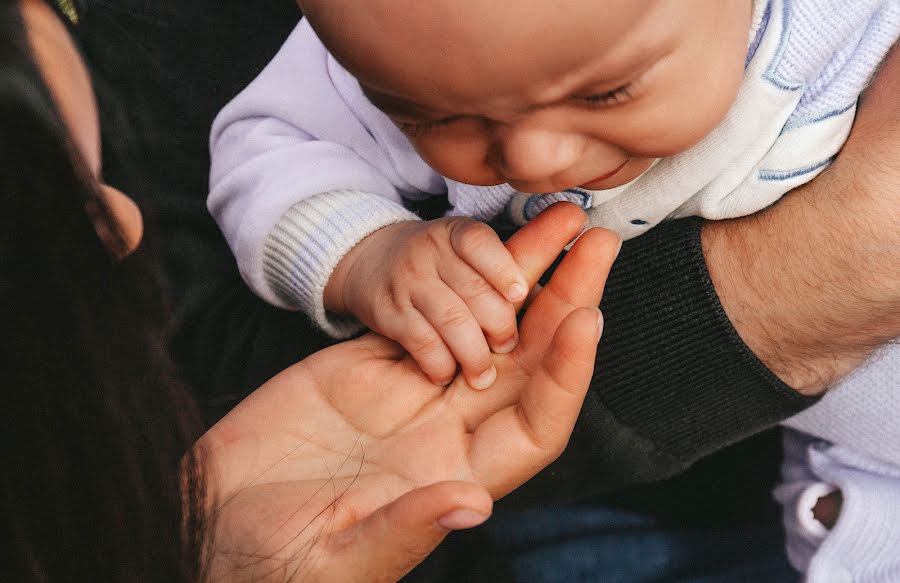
[199,203,619,582]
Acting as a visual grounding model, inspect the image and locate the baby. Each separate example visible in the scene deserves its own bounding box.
[209,0,898,578]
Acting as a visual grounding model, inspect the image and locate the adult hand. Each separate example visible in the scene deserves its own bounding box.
[198,202,619,582]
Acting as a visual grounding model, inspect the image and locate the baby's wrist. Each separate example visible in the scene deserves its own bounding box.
[323,221,407,315]
[324,242,366,315]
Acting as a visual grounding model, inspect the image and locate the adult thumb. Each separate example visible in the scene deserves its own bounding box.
[324,481,493,583]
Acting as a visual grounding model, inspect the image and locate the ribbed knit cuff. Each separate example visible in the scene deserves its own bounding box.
[499,217,821,507]
[263,190,419,338]
[589,216,818,460]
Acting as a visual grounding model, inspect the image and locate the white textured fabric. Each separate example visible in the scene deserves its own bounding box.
[787,345,900,468]
[264,190,419,335]
[776,430,900,582]
[776,345,900,580]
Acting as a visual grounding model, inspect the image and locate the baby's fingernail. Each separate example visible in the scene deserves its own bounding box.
[438,509,489,531]
[507,282,528,302]
[472,365,497,390]
[494,337,518,354]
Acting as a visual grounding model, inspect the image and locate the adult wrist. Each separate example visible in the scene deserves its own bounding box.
[703,46,900,395]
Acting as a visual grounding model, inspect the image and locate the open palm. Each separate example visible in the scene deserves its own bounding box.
[200,203,620,582]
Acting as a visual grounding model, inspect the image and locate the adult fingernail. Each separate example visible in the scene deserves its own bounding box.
[472,365,497,390]
[507,282,528,302]
[596,309,604,341]
[438,509,489,531]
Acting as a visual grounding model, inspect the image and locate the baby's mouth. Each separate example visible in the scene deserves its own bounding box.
[579,160,629,189]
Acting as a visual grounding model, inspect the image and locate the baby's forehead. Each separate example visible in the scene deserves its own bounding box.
[304,0,662,104]
[303,0,657,63]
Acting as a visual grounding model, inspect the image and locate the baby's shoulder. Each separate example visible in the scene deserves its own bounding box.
[758,0,899,128]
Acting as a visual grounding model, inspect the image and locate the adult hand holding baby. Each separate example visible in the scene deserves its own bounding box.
[201,203,619,581]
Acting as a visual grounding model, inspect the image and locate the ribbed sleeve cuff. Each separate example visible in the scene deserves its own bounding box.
[589,216,818,460]
[263,190,419,338]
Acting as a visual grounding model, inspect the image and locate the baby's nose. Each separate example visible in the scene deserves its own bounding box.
[492,125,583,186]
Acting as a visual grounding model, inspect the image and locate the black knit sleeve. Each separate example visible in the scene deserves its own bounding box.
[502,217,818,508]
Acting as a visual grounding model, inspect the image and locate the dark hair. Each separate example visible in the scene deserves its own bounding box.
[0,1,209,580]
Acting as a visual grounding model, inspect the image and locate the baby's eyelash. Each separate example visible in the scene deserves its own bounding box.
[395,83,636,136]
[395,116,462,137]
[575,84,634,108]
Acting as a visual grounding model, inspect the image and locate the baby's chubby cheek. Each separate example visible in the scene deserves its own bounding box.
[412,137,505,187]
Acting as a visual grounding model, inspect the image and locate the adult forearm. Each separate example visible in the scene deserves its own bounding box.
[705,44,900,396]
[504,47,899,507]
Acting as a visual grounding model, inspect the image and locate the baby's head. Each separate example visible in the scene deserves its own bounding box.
[301,0,752,193]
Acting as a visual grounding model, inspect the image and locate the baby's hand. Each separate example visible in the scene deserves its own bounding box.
[324,218,529,389]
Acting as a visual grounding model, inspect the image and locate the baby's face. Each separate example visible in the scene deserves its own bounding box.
[303,0,752,193]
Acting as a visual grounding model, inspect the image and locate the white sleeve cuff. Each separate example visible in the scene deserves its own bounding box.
[263,189,419,338]
[777,434,900,582]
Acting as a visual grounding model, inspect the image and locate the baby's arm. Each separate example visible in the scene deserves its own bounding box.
[209,20,439,336]
[209,20,527,386]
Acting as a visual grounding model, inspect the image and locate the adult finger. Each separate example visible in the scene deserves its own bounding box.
[516,227,619,365]
[323,482,492,583]
[438,259,519,354]
[412,283,497,390]
[450,220,529,303]
[468,307,603,498]
[504,202,587,305]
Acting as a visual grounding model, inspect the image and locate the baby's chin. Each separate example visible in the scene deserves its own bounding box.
[446,157,658,193]
[578,158,657,191]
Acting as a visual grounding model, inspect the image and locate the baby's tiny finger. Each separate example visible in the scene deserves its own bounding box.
[379,309,458,386]
[412,284,496,390]
[449,220,528,303]
[437,260,519,354]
